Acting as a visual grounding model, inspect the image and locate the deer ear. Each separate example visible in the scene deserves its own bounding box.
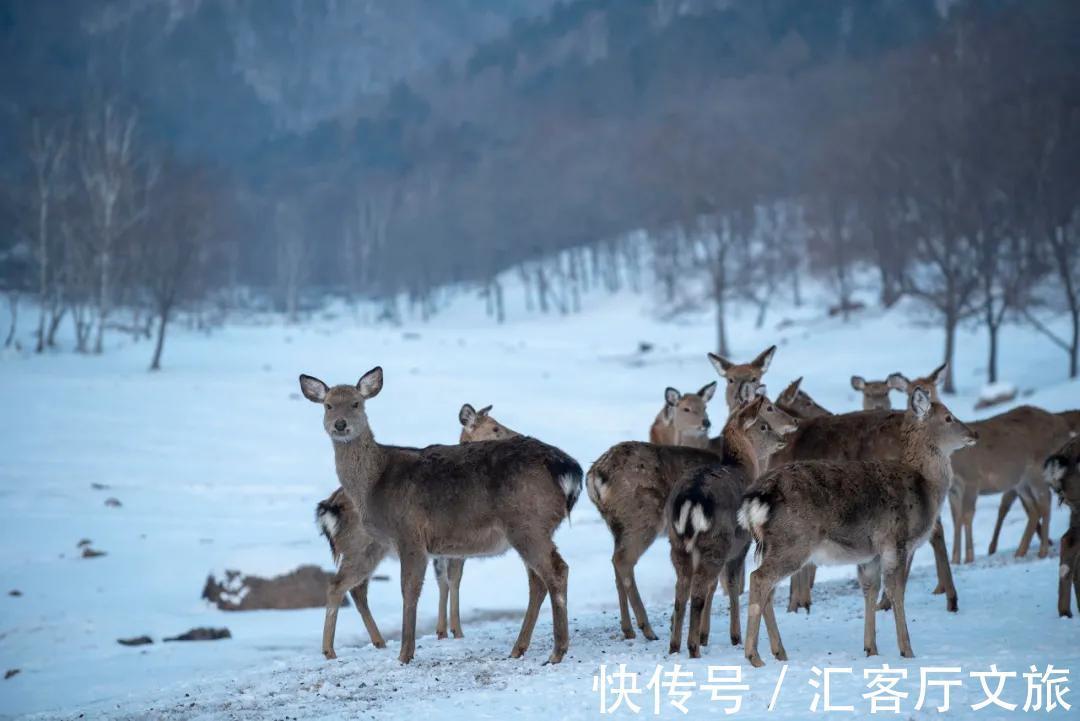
[851,375,866,391]
[299,374,329,403]
[930,362,948,386]
[740,396,765,428]
[752,345,777,372]
[707,352,733,376]
[357,366,383,399]
[910,386,932,420]
[698,381,717,402]
[887,373,909,392]
[736,380,756,405]
[754,384,768,397]
[459,403,477,428]
[478,404,493,417]
[665,387,681,406]
[778,377,802,404]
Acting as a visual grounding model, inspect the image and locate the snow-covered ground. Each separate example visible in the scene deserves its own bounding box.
[1,283,1078,720]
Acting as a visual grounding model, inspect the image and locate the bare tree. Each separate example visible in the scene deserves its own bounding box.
[78,96,154,353]
[27,116,70,353]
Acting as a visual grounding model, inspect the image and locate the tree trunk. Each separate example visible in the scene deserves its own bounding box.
[4,292,18,348]
[1069,303,1079,379]
[35,196,49,353]
[149,307,168,371]
[987,319,999,384]
[943,310,957,394]
[46,305,66,348]
[494,280,505,324]
[714,260,728,357]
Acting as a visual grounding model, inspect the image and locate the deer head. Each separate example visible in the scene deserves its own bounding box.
[299,366,383,443]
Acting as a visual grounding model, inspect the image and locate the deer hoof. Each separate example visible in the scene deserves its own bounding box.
[452,631,464,640]
[865,646,878,657]
[947,596,959,613]
[398,650,414,664]
[436,630,448,640]
[510,645,526,659]
[688,645,701,659]
[730,634,741,647]
[699,633,709,647]
[747,653,765,669]
[372,639,387,649]
[543,649,566,665]
[668,642,680,655]
[323,649,337,660]
[641,627,659,641]
[621,627,636,640]
[931,584,945,595]
[1059,610,1073,619]
[773,647,788,661]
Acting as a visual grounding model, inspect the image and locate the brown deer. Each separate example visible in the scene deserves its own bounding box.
[851,376,895,411]
[301,368,581,664]
[1044,437,1080,618]
[775,377,832,421]
[707,345,777,411]
[649,382,717,448]
[945,406,1071,565]
[778,364,958,614]
[708,386,799,459]
[316,402,521,658]
[587,393,784,641]
[666,401,787,657]
[740,386,978,667]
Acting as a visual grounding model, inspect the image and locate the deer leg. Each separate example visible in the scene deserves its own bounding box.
[513,537,570,664]
[948,483,963,565]
[787,565,812,613]
[433,557,450,640]
[724,556,745,647]
[1015,494,1039,557]
[857,558,882,657]
[1037,493,1053,559]
[1059,530,1076,618]
[883,547,914,658]
[448,558,465,639]
[699,578,718,646]
[397,545,428,664]
[510,567,548,658]
[929,518,958,612]
[613,528,660,640]
[322,573,352,660]
[687,565,721,659]
[962,482,977,564]
[746,548,802,667]
[988,489,1017,555]
[348,579,386,649]
[667,548,692,655]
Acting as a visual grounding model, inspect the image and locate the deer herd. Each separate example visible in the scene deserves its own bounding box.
[299,344,1080,669]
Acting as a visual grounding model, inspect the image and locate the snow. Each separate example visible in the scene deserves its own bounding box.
[1,283,1079,720]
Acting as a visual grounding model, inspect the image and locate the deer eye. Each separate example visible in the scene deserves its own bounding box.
[325,404,332,410]
[751,377,758,383]
[945,415,953,423]
[493,427,501,433]
[682,407,690,412]
[760,424,767,431]
[767,405,774,412]
[352,402,359,409]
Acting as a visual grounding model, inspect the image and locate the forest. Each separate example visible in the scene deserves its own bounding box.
[1,0,1078,385]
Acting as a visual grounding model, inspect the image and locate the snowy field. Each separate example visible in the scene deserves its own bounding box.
[1,285,1079,720]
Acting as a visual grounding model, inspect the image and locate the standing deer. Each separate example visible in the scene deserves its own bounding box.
[301,368,581,664]
[945,406,1070,564]
[740,386,978,667]
[1044,437,1080,618]
[707,345,777,411]
[851,376,896,411]
[775,377,832,421]
[778,364,958,614]
[649,382,717,448]
[588,393,784,641]
[316,402,520,658]
[666,401,787,657]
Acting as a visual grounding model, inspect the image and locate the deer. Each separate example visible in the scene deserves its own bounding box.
[775,377,832,421]
[316,402,521,659]
[666,400,787,657]
[739,385,978,667]
[707,345,777,412]
[778,364,959,615]
[587,391,787,642]
[301,368,581,664]
[942,406,1071,565]
[1044,436,1080,618]
[851,376,896,411]
[649,382,717,448]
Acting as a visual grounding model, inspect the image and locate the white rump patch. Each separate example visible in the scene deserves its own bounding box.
[586,470,605,505]
[559,472,580,501]
[1062,564,1071,580]
[737,498,769,534]
[690,504,711,535]
[674,501,691,535]
[1044,459,1067,489]
[318,510,339,540]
